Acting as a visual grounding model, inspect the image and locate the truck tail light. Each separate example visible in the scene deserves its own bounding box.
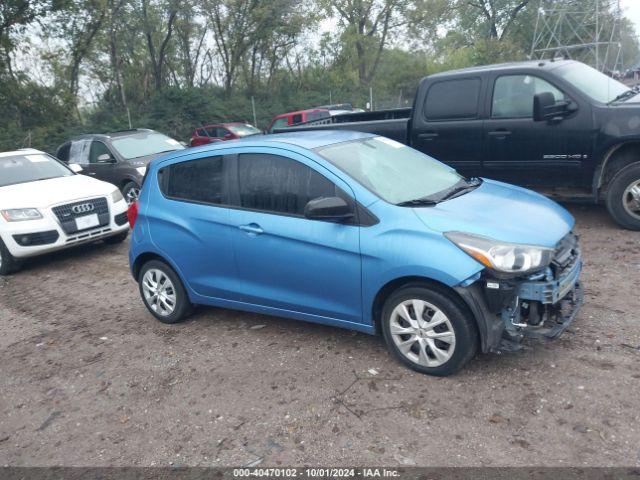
[127,201,139,228]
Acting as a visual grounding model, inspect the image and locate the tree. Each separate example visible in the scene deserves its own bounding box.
[140,0,178,91]
[459,0,531,41]
[321,0,409,85]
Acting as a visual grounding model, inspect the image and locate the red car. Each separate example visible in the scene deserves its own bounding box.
[266,108,330,133]
[190,122,260,147]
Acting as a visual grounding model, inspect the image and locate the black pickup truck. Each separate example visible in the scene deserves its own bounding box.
[280,59,640,230]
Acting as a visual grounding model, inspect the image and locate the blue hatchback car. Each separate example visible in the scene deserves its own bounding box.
[128,131,583,376]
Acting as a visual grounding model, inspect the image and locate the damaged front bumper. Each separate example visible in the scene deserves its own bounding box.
[455,233,583,353]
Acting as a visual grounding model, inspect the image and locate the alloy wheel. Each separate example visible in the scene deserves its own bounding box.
[141,269,176,316]
[623,179,640,221]
[389,299,456,367]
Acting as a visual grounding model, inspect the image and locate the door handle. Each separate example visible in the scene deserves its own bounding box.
[488,130,512,138]
[239,223,264,235]
[418,132,439,140]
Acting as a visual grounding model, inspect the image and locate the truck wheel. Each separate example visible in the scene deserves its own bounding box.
[606,162,640,230]
[380,285,478,376]
[138,259,193,324]
[122,182,140,206]
[0,238,21,275]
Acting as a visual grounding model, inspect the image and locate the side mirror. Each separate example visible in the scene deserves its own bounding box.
[224,133,233,140]
[97,153,115,163]
[533,92,574,122]
[69,163,83,173]
[304,196,354,222]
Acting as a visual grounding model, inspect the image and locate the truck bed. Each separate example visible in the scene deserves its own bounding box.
[273,107,411,144]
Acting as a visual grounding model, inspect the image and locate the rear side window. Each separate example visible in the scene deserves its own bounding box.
[292,114,303,124]
[68,139,91,165]
[163,156,226,205]
[238,153,336,216]
[424,78,481,121]
[270,118,288,131]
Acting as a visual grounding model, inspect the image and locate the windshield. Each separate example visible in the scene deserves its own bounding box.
[0,153,73,187]
[111,132,184,160]
[227,124,261,137]
[555,62,629,103]
[316,137,463,205]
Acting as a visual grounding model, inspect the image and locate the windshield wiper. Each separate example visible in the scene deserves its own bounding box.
[608,89,639,105]
[437,177,483,202]
[396,198,438,207]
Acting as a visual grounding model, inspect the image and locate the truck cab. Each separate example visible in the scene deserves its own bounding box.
[285,60,640,230]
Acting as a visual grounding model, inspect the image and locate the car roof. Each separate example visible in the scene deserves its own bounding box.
[168,130,375,160]
[70,128,155,141]
[273,108,330,119]
[199,122,247,129]
[0,148,46,158]
[428,59,577,78]
[235,130,374,149]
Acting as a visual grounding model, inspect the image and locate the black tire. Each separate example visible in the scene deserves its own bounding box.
[122,181,140,206]
[0,238,21,275]
[381,284,478,376]
[605,162,640,230]
[103,230,128,245]
[138,259,193,324]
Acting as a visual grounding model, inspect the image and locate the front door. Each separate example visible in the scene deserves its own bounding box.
[228,150,362,324]
[483,73,593,188]
[82,140,119,186]
[410,77,485,178]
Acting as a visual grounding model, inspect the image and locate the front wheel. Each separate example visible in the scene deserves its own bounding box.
[606,162,640,230]
[138,259,193,324]
[381,285,478,376]
[0,238,21,275]
[122,182,140,206]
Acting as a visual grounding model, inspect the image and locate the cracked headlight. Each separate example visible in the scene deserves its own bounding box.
[1,208,43,222]
[445,231,553,274]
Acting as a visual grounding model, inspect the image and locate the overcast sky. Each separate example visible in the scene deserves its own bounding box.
[621,0,640,36]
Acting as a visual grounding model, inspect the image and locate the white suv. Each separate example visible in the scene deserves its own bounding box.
[0,148,129,274]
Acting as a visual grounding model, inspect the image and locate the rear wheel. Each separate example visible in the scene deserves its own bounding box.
[606,162,640,230]
[381,285,478,376]
[0,238,21,275]
[138,260,192,324]
[122,181,140,206]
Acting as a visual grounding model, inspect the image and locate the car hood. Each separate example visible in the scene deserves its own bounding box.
[0,174,116,209]
[127,150,184,168]
[412,179,574,248]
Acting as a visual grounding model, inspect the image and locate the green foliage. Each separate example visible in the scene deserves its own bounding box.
[0,0,638,156]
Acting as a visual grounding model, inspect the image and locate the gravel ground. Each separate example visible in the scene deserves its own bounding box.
[0,204,639,467]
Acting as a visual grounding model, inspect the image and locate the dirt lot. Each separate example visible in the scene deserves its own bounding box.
[1,204,639,467]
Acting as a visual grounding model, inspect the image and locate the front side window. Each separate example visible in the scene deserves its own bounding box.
[316,136,462,205]
[307,111,330,121]
[492,75,566,118]
[0,153,73,187]
[425,78,481,121]
[238,153,336,216]
[89,141,112,164]
[111,132,184,160]
[164,156,226,205]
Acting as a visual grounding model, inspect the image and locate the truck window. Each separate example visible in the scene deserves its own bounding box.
[492,75,565,119]
[424,78,481,121]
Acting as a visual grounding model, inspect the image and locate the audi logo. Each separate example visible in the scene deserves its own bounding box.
[71,203,95,214]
